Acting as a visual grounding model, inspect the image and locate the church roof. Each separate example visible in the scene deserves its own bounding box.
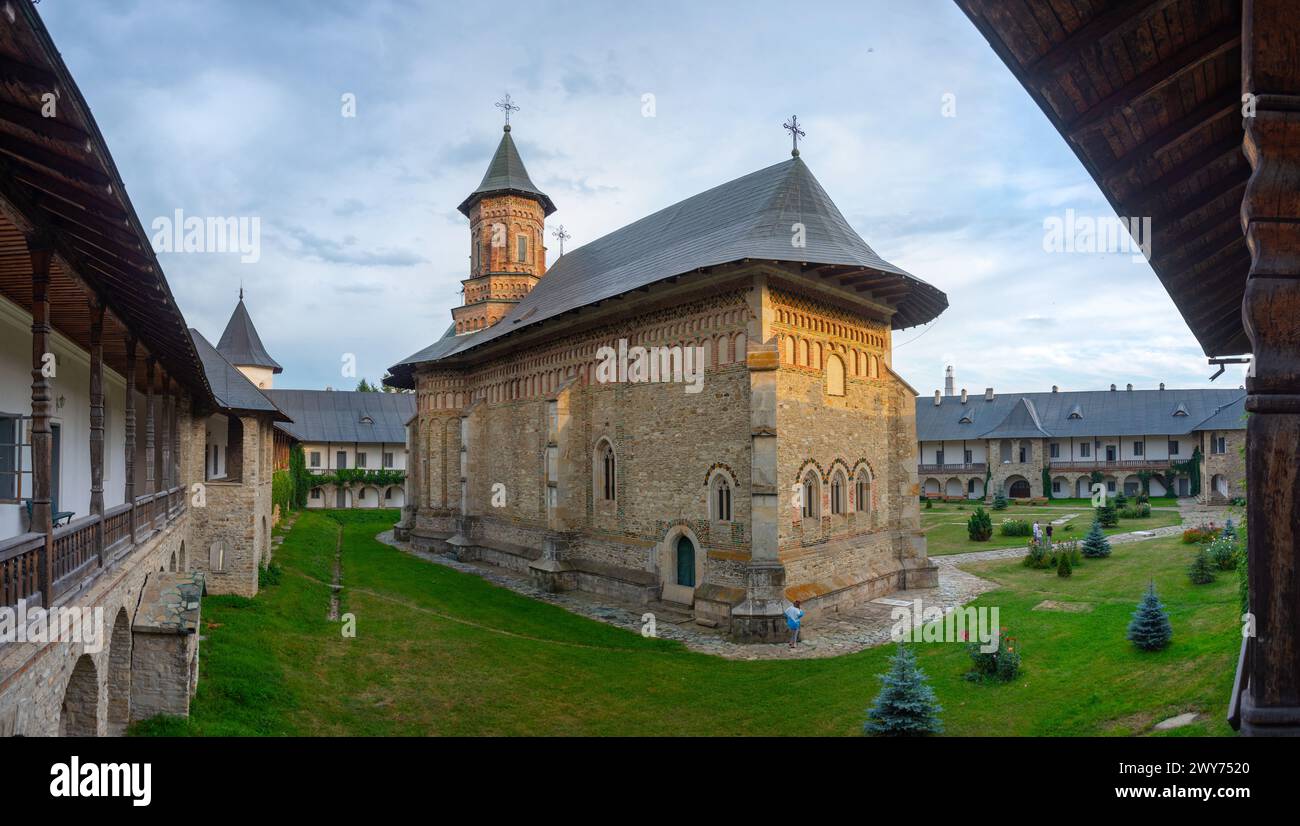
[216,295,282,373]
[457,127,556,217]
[265,389,415,444]
[189,330,289,420]
[391,156,946,386]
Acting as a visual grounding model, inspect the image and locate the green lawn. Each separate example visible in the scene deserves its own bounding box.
[133,509,1238,736]
[921,501,1182,556]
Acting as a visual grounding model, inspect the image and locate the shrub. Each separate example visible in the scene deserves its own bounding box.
[1114,491,1128,508]
[865,644,943,736]
[1237,546,1249,616]
[1049,541,1081,569]
[967,507,993,542]
[1119,503,1151,519]
[966,629,1020,682]
[259,561,283,588]
[1181,526,1217,544]
[1208,535,1239,571]
[999,519,1032,537]
[1188,545,1216,584]
[1095,502,1118,527]
[925,498,933,510]
[991,492,1008,511]
[1128,583,1172,651]
[1081,520,1112,558]
[1056,549,1073,577]
[1023,542,1050,569]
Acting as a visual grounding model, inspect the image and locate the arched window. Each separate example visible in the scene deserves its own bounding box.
[855,468,871,512]
[710,474,732,522]
[826,354,845,396]
[597,441,616,501]
[801,471,820,520]
[830,470,847,514]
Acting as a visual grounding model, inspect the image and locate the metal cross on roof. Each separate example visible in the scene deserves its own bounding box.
[495,93,520,129]
[552,224,571,255]
[783,115,805,157]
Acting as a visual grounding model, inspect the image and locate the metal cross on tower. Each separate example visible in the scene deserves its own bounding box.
[552,224,571,256]
[783,115,805,157]
[495,93,520,129]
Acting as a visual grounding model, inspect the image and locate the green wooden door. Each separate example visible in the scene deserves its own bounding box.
[676,536,695,587]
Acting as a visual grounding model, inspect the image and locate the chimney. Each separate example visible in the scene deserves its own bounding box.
[1127,383,1133,391]
[1110,384,1116,391]
[985,387,994,401]
[934,390,942,406]
[944,365,955,396]
[1052,385,1059,393]
[960,388,968,404]
[1159,382,1166,390]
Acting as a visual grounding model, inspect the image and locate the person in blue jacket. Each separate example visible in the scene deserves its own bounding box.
[784,599,805,647]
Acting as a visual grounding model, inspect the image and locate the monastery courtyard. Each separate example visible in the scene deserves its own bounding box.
[148,505,1241,737]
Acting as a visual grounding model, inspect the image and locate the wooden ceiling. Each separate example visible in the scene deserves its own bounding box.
[957,0,1251,356]
[0,2,213,396]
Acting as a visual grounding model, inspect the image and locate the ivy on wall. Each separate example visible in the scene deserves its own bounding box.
[308,468,406,490]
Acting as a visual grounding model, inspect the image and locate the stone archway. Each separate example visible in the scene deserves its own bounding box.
[923,477,941,496]
[60,654,100,737]
[967,477,985,499]
[106,609,132,735]
[657,524,704,607]
[1006,475,1031,499]
[944,478,963,498]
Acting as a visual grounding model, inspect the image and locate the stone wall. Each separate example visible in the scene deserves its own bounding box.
[1201,428,1246,502]
[0,518,189,736]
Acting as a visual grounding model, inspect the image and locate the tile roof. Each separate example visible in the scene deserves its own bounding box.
[264,389,415,444]
[917,388,1246,441]
[216,296,282,373]
[189,330,287,419]
[457,127,556,217]
[391,156,947,385]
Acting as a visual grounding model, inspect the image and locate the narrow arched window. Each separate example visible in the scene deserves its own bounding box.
[831,471,846,515]
[601,443,616,501]
[826,354,845,396]
[801,472,819,520]
[711,474,732,522]
[856,469,871,512]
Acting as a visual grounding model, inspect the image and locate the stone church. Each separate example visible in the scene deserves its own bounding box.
[388,120,948,640]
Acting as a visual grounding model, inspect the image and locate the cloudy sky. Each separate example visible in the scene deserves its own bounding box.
[40,0,1248,394]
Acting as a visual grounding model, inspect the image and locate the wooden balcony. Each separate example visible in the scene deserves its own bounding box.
[0,485,186,609]
[1048,460,1174,474]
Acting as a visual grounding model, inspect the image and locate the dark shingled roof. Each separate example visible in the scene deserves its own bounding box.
[391,156,947,385]
[917,388,1247,442]
[265,389,416,444]
[189,330,288,419]
[216,296,282,373]
[457,127,556,217]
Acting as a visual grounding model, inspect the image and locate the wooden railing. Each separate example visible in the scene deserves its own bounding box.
[1048,459,1173,473]
[918,462,987,474]
[1,486,188,609]
[0,532,45,607]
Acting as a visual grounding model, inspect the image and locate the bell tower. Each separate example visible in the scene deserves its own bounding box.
[452,98,556,336]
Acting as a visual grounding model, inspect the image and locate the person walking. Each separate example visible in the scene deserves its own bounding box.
[1045,522,1054,546]
[1032,521,1042,546]
[784,600,805,648]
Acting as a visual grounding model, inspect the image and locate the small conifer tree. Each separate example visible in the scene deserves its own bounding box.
[1056,549,1073,577]
[1188,545,1216,584]
[1096,501,1119,527]
[1128,582,1172,651]
[1081,520,1112,558]
[865,644,943,736]
[967,506,993,542]
[992,491,1008,511]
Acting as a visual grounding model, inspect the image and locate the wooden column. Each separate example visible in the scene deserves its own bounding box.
[144,356,156,496]
[1236,0,1300,736]
[27,236,54,605]
[170,381,181,492]
[124,338,137,538]
[159,370,171,496]
[88,296,105,564]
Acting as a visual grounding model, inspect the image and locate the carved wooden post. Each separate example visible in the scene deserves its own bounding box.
[144,356,156,498]
[125,338,137,538]
[159,370,171,499]
[88,296,105,564]
[1236,0,1300,736]
[28,236,54,604]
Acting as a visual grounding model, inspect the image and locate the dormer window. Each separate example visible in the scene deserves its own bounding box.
[1067,404,1083,420]
[360,415,374,426]
[959,411,974,424]
[1172,402,1189,417]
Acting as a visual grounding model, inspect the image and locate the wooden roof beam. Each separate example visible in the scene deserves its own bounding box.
[1066,26,1241,138]
[0,131,110,191]
[1119,135,1243,200]
[0,53,60,97]
[1025,0,1182,83]
[1136,170,1246,220]
[1099,88,1241,183]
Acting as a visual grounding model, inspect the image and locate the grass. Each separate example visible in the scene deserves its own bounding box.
[921,501,1182,556]
[132,508,1238,736]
